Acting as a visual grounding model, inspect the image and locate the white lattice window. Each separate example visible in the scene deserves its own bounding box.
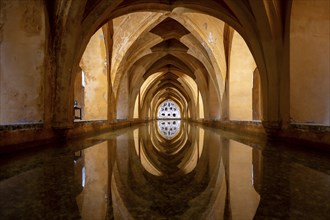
[157,99,181,119]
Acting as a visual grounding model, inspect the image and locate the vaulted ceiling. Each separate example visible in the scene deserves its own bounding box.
[111,13,225,119]
[45,0,290,127]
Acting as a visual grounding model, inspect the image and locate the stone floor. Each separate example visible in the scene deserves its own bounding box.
[0,122,329,219]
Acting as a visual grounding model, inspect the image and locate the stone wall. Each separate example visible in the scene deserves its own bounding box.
[290,0,330,125]
[229,31,256,121]
[0,0,46,124]
[80,29,108,121]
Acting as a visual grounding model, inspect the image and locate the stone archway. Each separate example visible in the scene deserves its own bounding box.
[50,0,291,134]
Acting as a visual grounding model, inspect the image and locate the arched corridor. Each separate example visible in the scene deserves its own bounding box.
[0,0,329,146]
[0,1,329,219]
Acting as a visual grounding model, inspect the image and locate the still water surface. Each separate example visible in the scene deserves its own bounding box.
[0,121,329,219]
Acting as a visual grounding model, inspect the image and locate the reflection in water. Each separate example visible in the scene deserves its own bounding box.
[1,123,330,219]
[157,120,181,139]
[75,142,109,220]
[74,122,260,219]
[139,121,198,177]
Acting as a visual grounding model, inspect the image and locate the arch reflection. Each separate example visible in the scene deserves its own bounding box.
[137,121,199,177]
[73,123,261,219]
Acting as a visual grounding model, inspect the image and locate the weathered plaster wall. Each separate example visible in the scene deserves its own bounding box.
[0,0,45,125]
[181,13,226,96]
[116,73,129,119]
[208,81,221,119]
[133,95,139,119]
[73,69,84,119]
[229,32,256,121]
[290,0,330,125]
[80,29,108,120]
[198,92,204,119]
[111,12,163,90]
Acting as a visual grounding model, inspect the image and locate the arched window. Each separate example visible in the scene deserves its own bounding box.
[157,99,181,119]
